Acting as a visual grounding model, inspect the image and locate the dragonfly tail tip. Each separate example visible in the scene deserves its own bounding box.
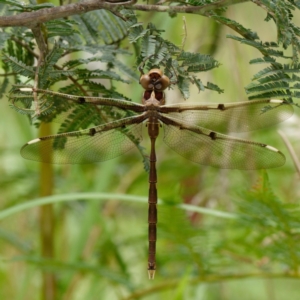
[148,269,156,280]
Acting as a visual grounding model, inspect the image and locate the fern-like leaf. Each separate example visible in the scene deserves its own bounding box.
[141,34,156,58]
[76,10,128,45]
[2,54,35,77]
[212,15,259,40]
[1,0,54,12]
[177,75,190,99]
[249,57,277,64]
[206,82,224,93]
[236,172,300,272]
[46,19,79,39]
[0,32,11,50]
[253,63,300,80]
[227,35,286,57]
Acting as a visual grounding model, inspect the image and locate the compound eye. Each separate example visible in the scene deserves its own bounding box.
[154,82,162,90]
[157,75,170,91]
[140,74,153,90]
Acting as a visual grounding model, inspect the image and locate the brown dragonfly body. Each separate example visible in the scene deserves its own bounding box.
[140,69,170,278]
[19,69,293,279]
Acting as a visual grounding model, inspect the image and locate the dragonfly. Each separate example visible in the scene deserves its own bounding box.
[18,68,293,279]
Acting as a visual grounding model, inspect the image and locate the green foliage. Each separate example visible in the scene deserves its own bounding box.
[234,172,300,272]
[227,35,285,57]
[129,21,221,98]
[3,53,35,77]
[1,0,54,11]
[73,10,128,45]
[246,62,300,100]
[208,1,300,103]
[212,15,259,40]
[226,32,299,101]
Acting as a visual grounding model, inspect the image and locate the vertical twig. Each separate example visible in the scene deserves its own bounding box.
[31,22,47,116]
[39,121,56,300]
[180,16,187,53]
[278,130,300,177]
[31,24,48,59]
[33,55,43,116]
[32,2,56,298]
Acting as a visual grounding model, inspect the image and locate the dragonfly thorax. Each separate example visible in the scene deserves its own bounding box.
[143,90,165,107]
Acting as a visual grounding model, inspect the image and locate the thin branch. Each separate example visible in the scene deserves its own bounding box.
[0,0,249,27]
[130,0,248,15]
[0,72,16,76]
[33,54,44,116]
[121,272,300,300]
[31,24,48,59]
[278,130,300,177]
[180,16,187,53]
[251,0,275,18]
[0,0,137,27]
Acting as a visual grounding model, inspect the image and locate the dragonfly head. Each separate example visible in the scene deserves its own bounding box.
[139,69,170,92]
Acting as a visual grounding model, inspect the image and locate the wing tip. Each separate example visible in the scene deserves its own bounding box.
[265,144,280,153]
[27,138,41,145]
[270,99,285,104]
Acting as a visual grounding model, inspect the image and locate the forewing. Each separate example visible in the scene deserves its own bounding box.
[163,122,285,170]
[21,121,143,164]
[15,88,142,128]
[163,100,293,133]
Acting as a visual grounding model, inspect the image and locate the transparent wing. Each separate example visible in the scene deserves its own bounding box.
[162,99,293,133]
[163,122,285,170]
[14,87,143,127]
[21,119,143,164]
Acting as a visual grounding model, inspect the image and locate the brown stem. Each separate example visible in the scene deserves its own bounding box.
[0,0,137,27]
[31,24,48,59]
[0,0,249,27]
[278,130,300,177]
[39,122,56,300]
